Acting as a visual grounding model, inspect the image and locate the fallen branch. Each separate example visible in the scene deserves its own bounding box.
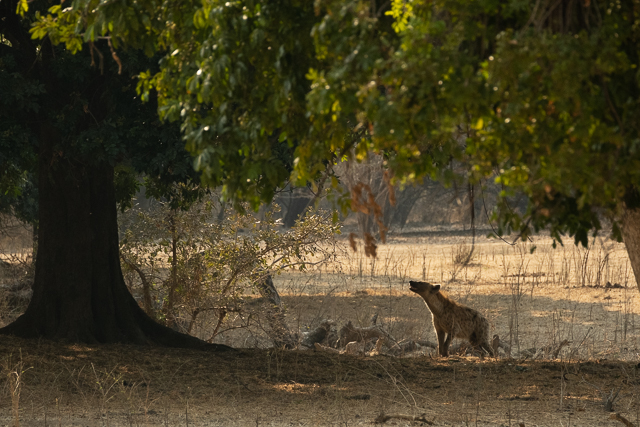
[386,340,437,356]
[314,342,340,354]
[611,413,636,427]
[374,412,434,425]
[520,339,569,360]
[416,340,437,349]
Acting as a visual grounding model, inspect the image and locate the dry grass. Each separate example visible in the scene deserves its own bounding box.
[218,227,638,362]
[3,226,640,425]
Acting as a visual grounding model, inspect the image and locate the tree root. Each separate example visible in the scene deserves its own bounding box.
[611,413,636,427]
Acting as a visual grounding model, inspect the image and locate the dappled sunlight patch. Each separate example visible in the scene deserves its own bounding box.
[67,344,97,353]
[270,382,321,395]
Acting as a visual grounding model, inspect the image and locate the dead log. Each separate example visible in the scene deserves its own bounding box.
[416,340,437,349]
[345,341,366,355]
[374,412,434,425]
[314,341,371,356]
[386,339,437,356]
[255,273,297,349]
[338,321,394,347]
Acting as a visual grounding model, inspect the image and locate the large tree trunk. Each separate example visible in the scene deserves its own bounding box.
[0,137,229,349]
[0,0,228,349]
[621,204,640,294]
[282,187,312,228]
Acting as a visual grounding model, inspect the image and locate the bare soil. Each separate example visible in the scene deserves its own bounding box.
[2,336,640,426]
[3,227,640,426]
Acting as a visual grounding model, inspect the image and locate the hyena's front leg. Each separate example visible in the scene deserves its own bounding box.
[442,332,453,356]
[436,329,448,356]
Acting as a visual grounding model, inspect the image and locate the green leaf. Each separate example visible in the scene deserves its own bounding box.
[16,0,28,17]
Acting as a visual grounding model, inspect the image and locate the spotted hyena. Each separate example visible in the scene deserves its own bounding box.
[409,280,494,358]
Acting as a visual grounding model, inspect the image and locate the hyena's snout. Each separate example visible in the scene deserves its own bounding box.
[409,280,439,296]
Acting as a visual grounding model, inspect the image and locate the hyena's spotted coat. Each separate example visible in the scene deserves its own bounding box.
[409,281,494,358]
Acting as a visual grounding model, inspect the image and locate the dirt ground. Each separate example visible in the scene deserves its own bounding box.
[2,226,640,425]
[1,336,640,426]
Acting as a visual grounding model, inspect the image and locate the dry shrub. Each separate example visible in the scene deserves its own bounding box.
[118,197,339,343]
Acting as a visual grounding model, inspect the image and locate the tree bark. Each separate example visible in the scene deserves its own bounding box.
[0,137,230,349]
[164,212,179,328]
[621,204,640,294]
[282,187,312,228]
[120,255,156,318]
[255,273,296,349]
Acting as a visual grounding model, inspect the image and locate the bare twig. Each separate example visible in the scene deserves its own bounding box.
[605,385,623,412]
[581,376,624,412]
[107,38,122,74]
[121,255,155,317]
[207,309,227,342]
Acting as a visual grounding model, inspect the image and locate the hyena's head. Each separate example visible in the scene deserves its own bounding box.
[409,281,441,297]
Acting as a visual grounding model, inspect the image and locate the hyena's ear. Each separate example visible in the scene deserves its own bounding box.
[432,284,441,293]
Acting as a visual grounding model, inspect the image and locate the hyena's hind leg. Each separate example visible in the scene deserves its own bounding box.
[474,320,495,358]
[469,335,495,359]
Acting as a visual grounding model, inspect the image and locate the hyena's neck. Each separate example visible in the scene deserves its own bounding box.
[423,293,446,317]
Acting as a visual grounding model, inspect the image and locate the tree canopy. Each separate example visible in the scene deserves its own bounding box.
[32,0,640,244]
[5,0,640,331]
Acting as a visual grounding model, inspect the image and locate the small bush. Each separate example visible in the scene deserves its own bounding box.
[119,197,339,342]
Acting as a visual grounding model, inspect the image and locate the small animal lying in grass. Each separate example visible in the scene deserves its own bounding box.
[409,280,494,358]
